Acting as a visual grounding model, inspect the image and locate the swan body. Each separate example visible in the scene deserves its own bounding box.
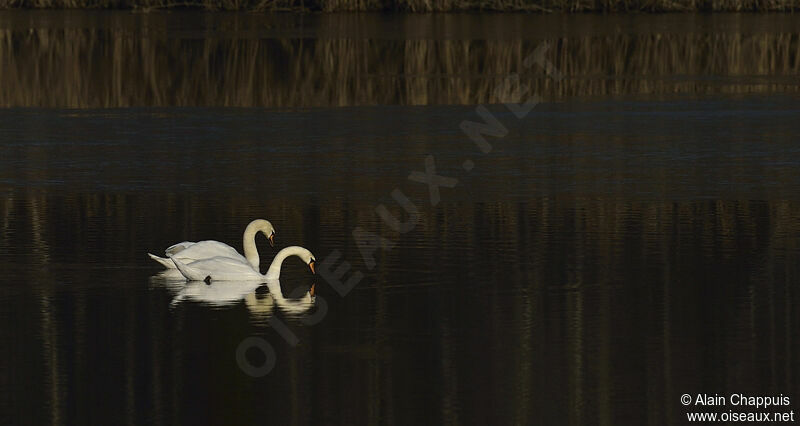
[170,245,316,282]
[148,219,275,270]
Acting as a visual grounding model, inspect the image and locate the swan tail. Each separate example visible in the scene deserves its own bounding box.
[148,253,177,269]
[169,255,209,282]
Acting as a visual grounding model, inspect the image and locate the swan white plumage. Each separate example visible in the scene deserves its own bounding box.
[170,245,315,282]
[148,219,276,270]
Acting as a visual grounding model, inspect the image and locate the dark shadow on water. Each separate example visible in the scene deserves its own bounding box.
[1,190,799,424]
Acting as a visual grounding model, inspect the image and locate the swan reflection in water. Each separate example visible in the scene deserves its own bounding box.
[151,273,316,318]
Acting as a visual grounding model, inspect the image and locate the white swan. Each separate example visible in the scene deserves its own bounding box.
[169,245,315,282]
[148,219,275,270]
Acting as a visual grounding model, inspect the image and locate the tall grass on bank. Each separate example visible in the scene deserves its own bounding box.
[0,0,800,11]
[0,23,798,108]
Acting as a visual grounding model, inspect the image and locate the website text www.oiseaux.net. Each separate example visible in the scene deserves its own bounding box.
[683,393,795,423]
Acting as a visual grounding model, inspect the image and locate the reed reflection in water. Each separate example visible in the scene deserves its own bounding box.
[1,189,799,424]
[1,101,799,425]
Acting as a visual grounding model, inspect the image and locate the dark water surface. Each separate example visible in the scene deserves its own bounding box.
[2,12,800,426]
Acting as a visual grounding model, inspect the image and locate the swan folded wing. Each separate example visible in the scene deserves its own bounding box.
[173,255,264,281]
[168,240,242,261]
[165,241,195,256]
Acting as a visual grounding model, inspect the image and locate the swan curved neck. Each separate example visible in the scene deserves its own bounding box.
[266,246,304,280]
[242,223,262,270]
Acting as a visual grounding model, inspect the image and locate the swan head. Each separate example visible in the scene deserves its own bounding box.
[268,246,317,279]
[302,249,317,275]
[248,219,276,248]
[292,246,316,274]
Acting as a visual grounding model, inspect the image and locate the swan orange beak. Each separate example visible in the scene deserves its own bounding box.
[309,261,315,275]
[268,233,275,248]
[309,283,316,297]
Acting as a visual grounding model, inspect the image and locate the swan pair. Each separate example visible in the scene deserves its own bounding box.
[148,219,316,283]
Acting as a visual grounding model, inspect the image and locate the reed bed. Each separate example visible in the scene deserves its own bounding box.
[0,24,798,107]
[1,0,800,11]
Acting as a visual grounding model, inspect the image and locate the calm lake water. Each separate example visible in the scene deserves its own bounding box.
[1,11,800,425]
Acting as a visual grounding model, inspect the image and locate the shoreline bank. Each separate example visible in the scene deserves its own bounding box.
[1,0,799,12]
